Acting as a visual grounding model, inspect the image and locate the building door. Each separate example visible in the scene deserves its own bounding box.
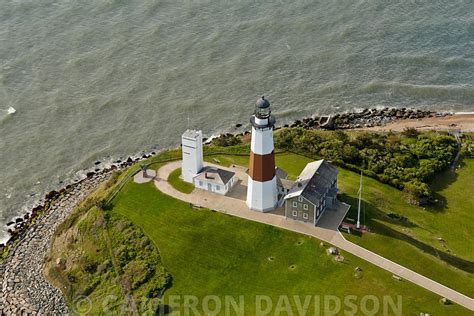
[207,183,212,191]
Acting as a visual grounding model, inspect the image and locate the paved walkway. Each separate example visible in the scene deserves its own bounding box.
[155,161,474,311]
[133,170,156,184]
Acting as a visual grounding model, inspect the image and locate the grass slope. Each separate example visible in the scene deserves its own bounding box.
[205,152,474,297]
[339,167,474,297]
[110,178,469,314]
[342,159,474,262]
[428,159,474,259]
[45,206,171,314]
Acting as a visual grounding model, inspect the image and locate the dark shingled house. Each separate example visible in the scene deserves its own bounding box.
[284,160,338,225]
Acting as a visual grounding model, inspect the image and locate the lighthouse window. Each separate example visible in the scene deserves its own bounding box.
[303,213,308,220]
[292,211,298,217]
[303,204,308,210]
[292,201,297,208]
[298,196,303,202]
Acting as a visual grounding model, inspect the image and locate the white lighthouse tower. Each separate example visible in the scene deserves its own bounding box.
[246,96,278,212]
[181,130,204,183]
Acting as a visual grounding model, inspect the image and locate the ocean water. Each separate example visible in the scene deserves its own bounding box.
[0,0,473,242]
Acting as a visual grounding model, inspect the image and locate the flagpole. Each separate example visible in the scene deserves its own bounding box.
[357,170,362,229]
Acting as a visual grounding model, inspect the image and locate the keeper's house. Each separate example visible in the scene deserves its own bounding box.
[284,160,338,225]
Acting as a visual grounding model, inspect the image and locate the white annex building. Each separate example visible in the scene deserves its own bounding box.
[181,130,236,195]
[181,130,204,183]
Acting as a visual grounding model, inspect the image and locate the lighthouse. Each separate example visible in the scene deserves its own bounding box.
[246,96,278,212]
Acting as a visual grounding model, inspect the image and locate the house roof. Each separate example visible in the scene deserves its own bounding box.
[279,178,296,190]
[284,160,338,205]
[275,167,288,180]
[194,166,235,185]
[256,96,270,109]
[276,167,294,190]
[182,129,201,140]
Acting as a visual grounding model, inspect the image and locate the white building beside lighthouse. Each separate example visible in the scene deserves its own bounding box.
[246,96,278,212]
[181,130,204,183]
[181,129,236,195]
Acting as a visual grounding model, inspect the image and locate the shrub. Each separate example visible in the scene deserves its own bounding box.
[403,180,431,204]
[274,129,457,202]
[402,127,419,138]
[94,198,107,211]
[212,134,241,147]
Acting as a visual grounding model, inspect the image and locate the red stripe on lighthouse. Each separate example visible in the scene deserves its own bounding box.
[248,151,276,182]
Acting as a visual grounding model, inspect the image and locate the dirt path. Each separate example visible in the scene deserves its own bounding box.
[361,113,474,132]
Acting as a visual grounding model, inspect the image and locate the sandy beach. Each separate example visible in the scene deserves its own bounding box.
[362,113,474,132]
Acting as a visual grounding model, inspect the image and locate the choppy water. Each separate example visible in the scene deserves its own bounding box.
[1,0,473,242]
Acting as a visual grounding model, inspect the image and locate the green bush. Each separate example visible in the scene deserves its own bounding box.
[402,127,420,138]
[212,134,242,147]
[274,128,458,203]
[403,180,431,204]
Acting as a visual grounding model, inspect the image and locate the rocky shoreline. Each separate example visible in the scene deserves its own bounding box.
[0,171,113,314]
[284,107,441,130]
[0,154,151,315]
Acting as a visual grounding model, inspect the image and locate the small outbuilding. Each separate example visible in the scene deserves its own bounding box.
[193,166,236,195]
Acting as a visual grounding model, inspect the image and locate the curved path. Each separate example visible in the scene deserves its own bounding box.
[155,161,474,311]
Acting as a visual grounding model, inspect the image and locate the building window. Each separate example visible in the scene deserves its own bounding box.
[298,196,303,202]
[292,211,297,217]
[199,181,203,186]
[303,213,308,220]
[303,204,308,210]
[216,185,220,191]
[292,201,297,208]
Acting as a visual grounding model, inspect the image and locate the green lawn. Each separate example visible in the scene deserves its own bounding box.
[341,159,474,263]
[111,180,469,315]
[338,167,474,297]
[204,154,250,169]
[428,158,474,260]
[168,168,195,194]
[206,151,474,262]
[204,152,474,297]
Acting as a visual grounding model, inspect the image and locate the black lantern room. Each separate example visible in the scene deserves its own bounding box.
[251,96,275,129]
[255,96,271,119]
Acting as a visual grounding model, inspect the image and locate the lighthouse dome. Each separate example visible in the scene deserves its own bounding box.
[256,96,270,108]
